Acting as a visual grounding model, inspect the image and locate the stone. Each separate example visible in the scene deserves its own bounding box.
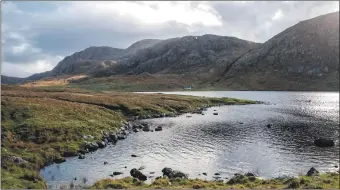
[314,138,335,147]
[306,167,319,176]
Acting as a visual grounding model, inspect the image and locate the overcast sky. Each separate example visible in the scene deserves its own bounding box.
[2,1,339,77]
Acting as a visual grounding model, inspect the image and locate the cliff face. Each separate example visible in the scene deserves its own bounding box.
[219,11,339,91]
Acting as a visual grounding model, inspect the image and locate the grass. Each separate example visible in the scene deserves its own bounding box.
[1,85,257,189]
[21,74,227,92]
[91,172,340,189]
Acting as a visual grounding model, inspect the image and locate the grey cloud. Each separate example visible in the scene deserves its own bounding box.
[210,1,338,42]
[1,1,338,77]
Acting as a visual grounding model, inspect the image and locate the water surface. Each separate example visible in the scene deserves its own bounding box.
[40,91,339,188]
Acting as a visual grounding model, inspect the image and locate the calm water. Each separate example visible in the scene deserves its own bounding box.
[40,91,339,188]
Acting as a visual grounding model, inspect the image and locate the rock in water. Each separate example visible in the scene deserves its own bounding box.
[314,138,335,147]
[155,126,163,131]
[142,125,151,132]
[130,168,147,181]
[131,154,138,157]
[78,155,85,159]
[97,141,106,149]
[161,167,188,179]
[133,128,140,133]
[112,172,123,176]
[213,113,218,115]
[306,167,319,176]
[245,173,257,177]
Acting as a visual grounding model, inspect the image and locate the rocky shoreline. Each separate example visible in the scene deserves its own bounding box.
[47,100,336,166]
[48,105,218,164]
[90,166,339,189]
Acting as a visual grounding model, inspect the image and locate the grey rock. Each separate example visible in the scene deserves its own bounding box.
[306,167,319,176]
[314,138,335,147]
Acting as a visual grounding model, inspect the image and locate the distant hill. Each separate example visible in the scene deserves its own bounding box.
[217,11,339,91]
[1,75,26,84]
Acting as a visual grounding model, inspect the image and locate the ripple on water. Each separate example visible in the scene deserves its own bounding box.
[40,91,340,188]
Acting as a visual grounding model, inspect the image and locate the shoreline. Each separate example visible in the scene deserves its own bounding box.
[1,86,258,189]
[90,168,340,189]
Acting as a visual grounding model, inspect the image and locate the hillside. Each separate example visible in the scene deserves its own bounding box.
[1,76,26,85]
[217,11,339,91]
[109,35,260,76]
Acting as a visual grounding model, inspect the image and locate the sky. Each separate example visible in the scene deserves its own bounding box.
[2,1,339,78]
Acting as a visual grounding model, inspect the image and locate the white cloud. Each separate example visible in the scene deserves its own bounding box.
[272,10,284,21]
[1,56,64,78]
[61,1,222,27]
[2,2,23,14]
[11,43,30,54]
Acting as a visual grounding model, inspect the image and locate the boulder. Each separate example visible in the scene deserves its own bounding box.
[117,135,126,140]
[133,128,140,133]
[97,141,107,149]
[109,133,118,143]
[213,113,218,115]
[78,155,85,159]
[121,130,129,136]
[104,161,108,165]
[130,168,147,181]
[161,167,188,179]
[155,126,163,131]
[113,171,123,176]
[202,172,207,176]
[63,151,78,157]
[214,173,220,175]
[143,125,151,132]
[314,138,335,147]
[85,142,99,152]
[78,149,89,155]
[55,157,66,164]
[306,167,319,176]
[266,124,272,128]
[161,167,173,177]
[244,173,257,177]
[131,154,138,157]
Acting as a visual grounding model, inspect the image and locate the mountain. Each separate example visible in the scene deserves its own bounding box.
[102,34,260,76]
[1,75,26,84]
[217,11,339,91]
[2,11,338,91]
[125,39,163,55]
